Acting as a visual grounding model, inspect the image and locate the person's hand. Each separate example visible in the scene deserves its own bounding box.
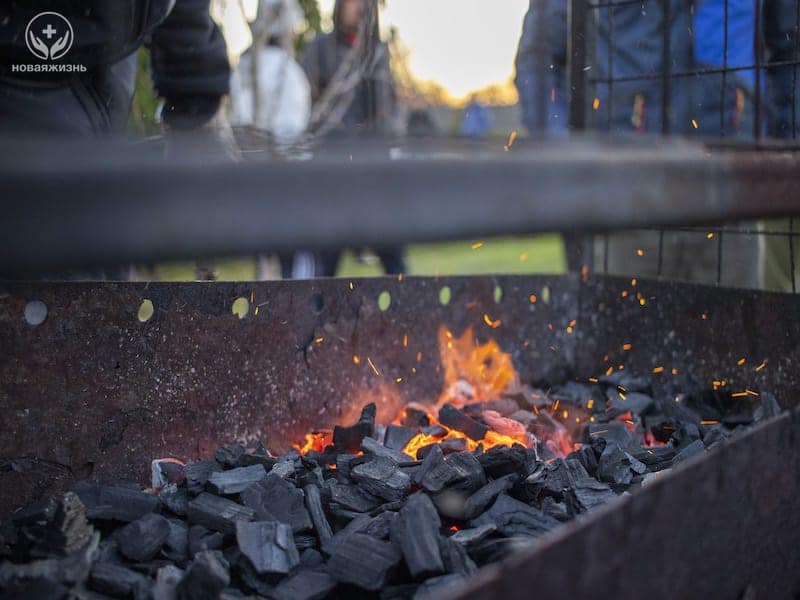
[162,97,241,162]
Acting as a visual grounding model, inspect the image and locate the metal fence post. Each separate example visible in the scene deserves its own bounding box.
[568,0,589,131]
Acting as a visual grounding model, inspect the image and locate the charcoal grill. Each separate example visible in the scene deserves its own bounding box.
[4,0,800,596]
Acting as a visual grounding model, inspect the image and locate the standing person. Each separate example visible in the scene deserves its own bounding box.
[514,0,568,136]
[460,95,493,139]
[301,0,405,277]
[0,1,232,144]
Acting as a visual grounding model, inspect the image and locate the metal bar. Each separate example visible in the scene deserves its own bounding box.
[721,0,729,136]
[754,0,763,140]
[661,0,671,134]
[452,406,800,600]
[3,141,800,273]
[588,58,800,83]
[568,0,589,130]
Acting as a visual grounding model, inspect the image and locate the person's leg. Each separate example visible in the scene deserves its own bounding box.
[316,250,341,278]
[375,247,407,275]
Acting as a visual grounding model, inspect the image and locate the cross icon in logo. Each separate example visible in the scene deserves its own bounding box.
[41,24,57,39]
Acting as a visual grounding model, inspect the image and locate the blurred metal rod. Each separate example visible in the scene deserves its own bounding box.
[2,141,800,273]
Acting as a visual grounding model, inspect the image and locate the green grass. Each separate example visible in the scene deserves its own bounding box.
[150,235,566,281]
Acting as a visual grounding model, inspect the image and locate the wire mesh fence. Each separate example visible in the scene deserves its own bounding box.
[567,0,800,292]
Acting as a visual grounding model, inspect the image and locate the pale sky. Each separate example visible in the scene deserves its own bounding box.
[319,0,529,98]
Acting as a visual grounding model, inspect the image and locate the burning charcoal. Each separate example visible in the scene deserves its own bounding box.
[450,523,496,546]
[188,526,225,556]
[471,494,559,538]
[597,445,647,487]
[333,403,376,452]
[588,421,636,449]
[151,459,186,491]
[185,461,223,496]
[329,482,383,513]
[477,445,528,479]
[115,513,170,562]
[599,372,651,393]
[176,550,230,600]
[754,392,782,422]
[413,574,468,600]
[327,533,401,591]
[90,562,152,598]
[438,537,477,575]
[384,425,419,452]
[12,492,93,559]
[70,483,158,523]
[605,390,655,418]
[352,457,412,502]
[417,438,467,459]
[237,442,277,471]
[235,521,299,575]
[240,474,312,533]
[673,439,705,465]
[270,457,296,480]
[159,483,189,517]
[214,444,246,469]
[414,444,444,485]
[564,479,616,516]
[361,436,414,463]
[508,409,537,426]
[463,474,518,520]
[391,493,444,579]
[207,464,267,495]
[163,519,189,564]
[187,493,254,534]
[303,484,333,543]
[400,407,430,428]
[421,424,448,438]
[272,567,337,600]
[628,445,676,472]
[438,404,488,441]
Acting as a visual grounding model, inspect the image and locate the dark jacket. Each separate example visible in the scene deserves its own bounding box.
[764,0,800,139]
[0,0,230,135]
[300,0,396,135]
[514,0,568,134]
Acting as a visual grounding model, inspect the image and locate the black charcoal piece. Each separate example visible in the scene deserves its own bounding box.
[272,567,337,600]
[163,519,189,563]
[509,409,537,426]
[361,436,414,463]
[597,445,647,486]
[400,407,430,428]
[13,492,93,558]
[606,390,655,417]
[176,550,230,600]
[588,421,636,449]
[564,479,617,515]
[188,525,225,556]
[477,445,528,479]
[333,403,376,452]
[329,482,383,513]
[384,425,418,452]
[327,533,401,591]
[413,574,467,600]
[438,404,488,441]
[295,534,317,551]
[303,484,333,542]
[414,444,444,485]
[673,439,706,464]
[471,494,559,538]
[629,445,676,471]
[214,444,246,469]
[568,445,600,477]
[115,513,170,562]
[151,459,186,489]
[270,458,296,479]
[70,482,158,523]
[352,457,412,502]
[438,537,477,575]
[185,461,223,496]
[524,458,590,502]
[451,523,496,546]
[334,454,365,479]
[240,474,313,533]
[153,564,184,600]
[421,424,448,437]
[754,392,782,422]
[90,562,151,598]
[540,497,571,522]
[463,474,518,519]
[187,493,254,534]
[671,422,703,450]
[599,372,651,393]
[391,493,444,579]
[235,521,299,575]
[159,483,189,517]
[207,464,267,495]
[419,451,485,495]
